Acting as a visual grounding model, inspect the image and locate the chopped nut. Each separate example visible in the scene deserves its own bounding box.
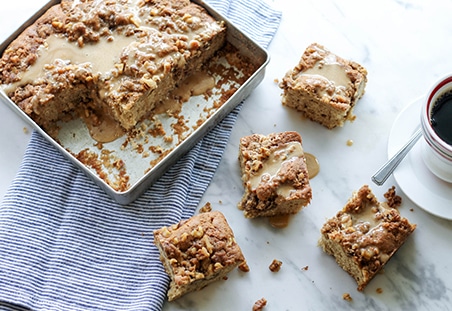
[77,36,84,47]
[199,202,212,213]
[161,227,171,238]
[163,62,171,73]
[252,298,267,311]
[227,237,235,247]
[191,225,204,238]
[202,235,213,254]
[213,262,223,272]
[130,16,140,27]
[189,40,200,50]
[114,63,125,74]
[238,261,250,272]
[150,8,159,16]
[269,259,282,272]
[141,76,157,90]
[199,247,209,259]
[180,232,189,242]
[343,293,352,301]
[182,13,192,22]
[163,135,173,143]
[194,272,204,280]
[51,20,64,29]
[251,160,263,172]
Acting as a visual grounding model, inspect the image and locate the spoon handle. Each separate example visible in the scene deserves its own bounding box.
[371,127,422,186]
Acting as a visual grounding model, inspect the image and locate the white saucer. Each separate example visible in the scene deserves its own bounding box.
[388,97,452,220]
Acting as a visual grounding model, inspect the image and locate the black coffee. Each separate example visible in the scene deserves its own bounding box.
[431,90,452,145]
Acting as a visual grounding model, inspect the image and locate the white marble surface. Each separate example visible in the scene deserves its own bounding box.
[1,0,452,310]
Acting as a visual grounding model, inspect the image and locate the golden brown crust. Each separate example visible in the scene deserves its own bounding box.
[319,185,416,291]
[0,0,226,131]
[279,43,367,129]
[238,131,312,218]
[153,210,245,301]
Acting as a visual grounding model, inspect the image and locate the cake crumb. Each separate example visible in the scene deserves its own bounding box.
[22,127,29,134]
[95,142,103,150]
[199,202,212,213]
[343,293,352,301]
[301,265,309,271]
[269,259,282,272]
[346,139,354,146]
[376,288,383,294]
[163,135,173,143]
[252,298,267,311]
[384,186,402,208]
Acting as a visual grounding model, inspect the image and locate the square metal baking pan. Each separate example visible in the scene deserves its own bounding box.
[0,0,269,204]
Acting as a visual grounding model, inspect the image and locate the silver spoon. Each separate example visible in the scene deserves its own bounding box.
[371,127,422,186]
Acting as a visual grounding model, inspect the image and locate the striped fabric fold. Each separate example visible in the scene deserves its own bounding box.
[0,0,281,310]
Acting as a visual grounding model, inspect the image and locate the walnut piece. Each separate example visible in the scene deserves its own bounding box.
[269,259,282,272]
[252,298,267,311]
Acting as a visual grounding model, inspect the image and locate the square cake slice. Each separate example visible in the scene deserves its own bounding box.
[279,43,367,129]
[153,210,245,301]
[238,131,312,218]
[318,185,416,291]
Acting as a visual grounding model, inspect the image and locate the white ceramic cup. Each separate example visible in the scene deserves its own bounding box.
[420,75,452,183]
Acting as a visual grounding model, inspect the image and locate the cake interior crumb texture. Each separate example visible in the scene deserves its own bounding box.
[319,185,416,291]
[238,131,312,218]
[0,0,226,132]
[153,210,245,301]
[279,43,368,129]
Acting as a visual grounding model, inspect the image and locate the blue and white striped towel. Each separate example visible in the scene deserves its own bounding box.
[0,0,281,310]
